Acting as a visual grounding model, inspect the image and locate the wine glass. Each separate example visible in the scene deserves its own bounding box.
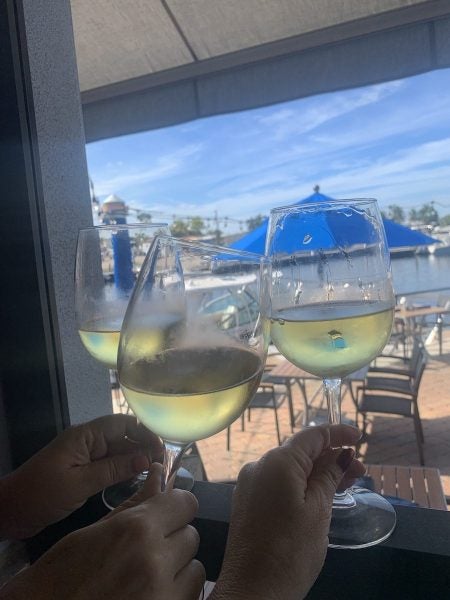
[117,235,270,490]
[75,222,170,507]
[266,198,396,549]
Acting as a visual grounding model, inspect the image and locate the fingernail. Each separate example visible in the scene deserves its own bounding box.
[337,448,355,472]
[132,454,149,474]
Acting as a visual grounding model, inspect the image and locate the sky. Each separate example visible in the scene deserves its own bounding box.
[86,68,450,233]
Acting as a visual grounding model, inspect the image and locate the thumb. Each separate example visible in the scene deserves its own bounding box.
[81,452,150,497]
[306,447,356,502]
[104,463,163,519]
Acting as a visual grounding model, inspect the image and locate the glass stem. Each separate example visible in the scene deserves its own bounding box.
[324,378,355,507]
[161,441,187,492]
[324,378,341,425]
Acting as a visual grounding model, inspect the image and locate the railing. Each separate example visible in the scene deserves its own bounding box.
[396,286,450,300]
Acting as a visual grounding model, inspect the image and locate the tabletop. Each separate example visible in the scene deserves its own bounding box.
[365,464,447,511]
[269,359,368,383]
[396,305,450,320]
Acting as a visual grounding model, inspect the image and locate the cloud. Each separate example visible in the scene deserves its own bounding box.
[300,95,450,158]
[199,136,450,220]
[319,137,450,191]
[94,144,204,196]
[200,88,450,210]
[257,81,404,141]
[136,134,450,223]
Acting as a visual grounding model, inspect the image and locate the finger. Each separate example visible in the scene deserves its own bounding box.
[327,424,362,448]
[282,424,361,475]
[174,560,206,600]
[103,463,163,519]
[337,460,366,492]
[143,462,164,497]
[79,451,150,499]
[84,451,150,496]
[306,447,363,502]
[148,489,199,536]
[167,525,200,573]
[84,414,164,462]
[310,453,365,495]
[342,457,366,480]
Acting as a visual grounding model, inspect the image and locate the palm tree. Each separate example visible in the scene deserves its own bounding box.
[137,212,152,223]
[134,232,149,255]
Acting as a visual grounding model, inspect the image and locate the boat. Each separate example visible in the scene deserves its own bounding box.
[428,229,450,256]
[390,247,417,258]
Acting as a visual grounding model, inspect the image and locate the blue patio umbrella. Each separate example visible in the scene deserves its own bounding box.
[381,218,438,249]
[230,191,438,254]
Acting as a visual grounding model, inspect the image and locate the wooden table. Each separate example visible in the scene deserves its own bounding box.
[265,360,318,428]
[366,464,447,510]
[396,306,450,355]
[267,359,367,428]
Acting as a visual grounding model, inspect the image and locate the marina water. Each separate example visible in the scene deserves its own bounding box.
[391,254,450,300]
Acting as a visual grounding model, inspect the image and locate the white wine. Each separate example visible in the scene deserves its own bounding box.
[79,313,181,370]
[119,346,263,443]
[270,302,393,378]
[79,319,122,369]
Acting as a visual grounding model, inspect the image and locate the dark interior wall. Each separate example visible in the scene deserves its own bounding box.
[0,0,65,467]
[19,0,112,427]
[0,385,12,476]
[0,0,113,469]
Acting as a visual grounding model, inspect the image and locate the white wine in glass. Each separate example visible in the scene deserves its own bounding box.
[75,223,170,507]
[120,346,262,444]
[118,236,270,489]
[270,301,394,379]
[75,223,170,368]
[267,198,396,549]
[78,324,122,370]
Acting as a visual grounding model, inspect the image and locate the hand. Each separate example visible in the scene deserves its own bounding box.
[211,424,365,600]
[1,465,205,600]
[0,414,163,539]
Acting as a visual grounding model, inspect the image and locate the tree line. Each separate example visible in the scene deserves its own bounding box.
[138,204,450,234]
[136,212,267,238]
[382,203,450,226]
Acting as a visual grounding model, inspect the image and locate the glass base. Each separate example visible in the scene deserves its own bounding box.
[328,487,396,549]
[102,467,195,510]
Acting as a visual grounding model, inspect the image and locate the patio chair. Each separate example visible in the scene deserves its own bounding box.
[247,383,287,446]
[386,316,408,358]
[226,412,246,451]
[365,343,426,393]
[369,337,423,378]
[261,370,296,432]
[357,348,427,465]
[181,443,208,482]
[226,382,288,449]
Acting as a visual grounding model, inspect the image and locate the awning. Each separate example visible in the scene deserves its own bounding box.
[70,0,450,142]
